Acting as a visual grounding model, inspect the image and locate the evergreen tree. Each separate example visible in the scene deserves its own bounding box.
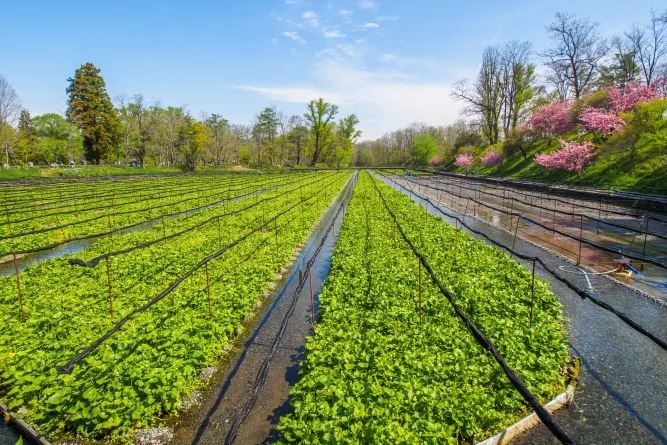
[66,62,121,164]
[16,109,36,163]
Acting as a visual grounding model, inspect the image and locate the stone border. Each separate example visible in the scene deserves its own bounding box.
[0,401,52,445]
[476,385,575,445]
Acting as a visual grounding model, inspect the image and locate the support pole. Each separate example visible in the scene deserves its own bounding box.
[418,257,423,323]
[105,257,114,321]
[205,262,212,319]
[529,259,536,328]
[512,216,520,250]
[5,206,25,322]
[577,215,584,266]
[308,268,315,327]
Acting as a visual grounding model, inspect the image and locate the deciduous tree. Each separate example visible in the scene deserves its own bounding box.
[304,98,338,166]
[543,13,608,99]
[625,10,667,85]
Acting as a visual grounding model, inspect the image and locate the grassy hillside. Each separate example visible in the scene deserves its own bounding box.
[447,98,667,194]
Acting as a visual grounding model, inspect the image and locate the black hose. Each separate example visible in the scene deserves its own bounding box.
[368,172,575,445]
[56,174,345,374]
[378,172,667,353]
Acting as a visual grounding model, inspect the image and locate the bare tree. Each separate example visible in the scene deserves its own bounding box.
[626,9,667,85]
[500,41,538,136]
[597,36,640,87]
[452,47,503,144]
[542,12,608,98]
[0,75,21,126]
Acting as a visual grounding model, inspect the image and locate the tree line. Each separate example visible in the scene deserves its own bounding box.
[0,63,360,169]
[359,9,667,166]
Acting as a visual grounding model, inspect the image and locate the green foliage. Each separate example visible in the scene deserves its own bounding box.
[411,133,438,166]
[66,63,122,164]
[571,90,611,120]
[304,98,339,166]
[456,97,667,193]
[181,121,208,171]
[279,173,569,442]
[0,172,350,440]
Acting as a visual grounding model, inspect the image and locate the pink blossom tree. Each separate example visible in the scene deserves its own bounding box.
[535,140,595,174]
[527,101,575,135]
[481,150,503,166]
[607,81,658,112]
[579,107,626,135]
[429,155,443,167]
[454,153,475,168]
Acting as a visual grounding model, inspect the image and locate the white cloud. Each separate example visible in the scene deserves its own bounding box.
[362,22,379,29]
[283,31,306,44]
[376,15,399,21]
[236,59,463,139]
[271,38,278,45]
[359,0,378,10]
[237,85,343,104]
[323,29,346,39]
[339,9,353,16]
[302,10,319,28]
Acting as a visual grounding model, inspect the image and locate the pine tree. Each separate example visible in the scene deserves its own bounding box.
[66,62,121,164]
[16,109,36,164]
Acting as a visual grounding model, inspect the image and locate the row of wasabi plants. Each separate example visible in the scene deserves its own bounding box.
[0,171,351,441]
[278,171,569,443]
[1,172,299,254]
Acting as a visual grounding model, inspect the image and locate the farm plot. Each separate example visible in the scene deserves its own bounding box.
[0,171,351,441]
[1,172,300,256]
[278,171,570,444]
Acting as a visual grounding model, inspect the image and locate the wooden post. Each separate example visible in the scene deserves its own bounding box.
[105,257,114,321]
[308,268,316,327]
[462,198,470,223]
[577,215,583,266]
[529,259,536,328]
[512,215,520,250]
[6,205,25,322]
[552,205,556,236]
[205,262,212,319]
[418,257,423,323]
[641,216,649,272]
[217,215,222,249]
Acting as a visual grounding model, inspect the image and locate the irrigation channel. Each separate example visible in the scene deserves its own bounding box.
[379,171,667,444]
[404,172,667,304]
[169,172,356,445]
[1,169,665,444]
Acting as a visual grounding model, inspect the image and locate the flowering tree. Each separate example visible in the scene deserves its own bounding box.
[429,155,443,166]
[607,81,658,112]
[454,153,475,168]
[535,140,595,173]
[579,107,626,135]
[481,150,503,166]
[527,101,575,135]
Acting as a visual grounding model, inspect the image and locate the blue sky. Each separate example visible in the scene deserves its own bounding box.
[1,0,664,139]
